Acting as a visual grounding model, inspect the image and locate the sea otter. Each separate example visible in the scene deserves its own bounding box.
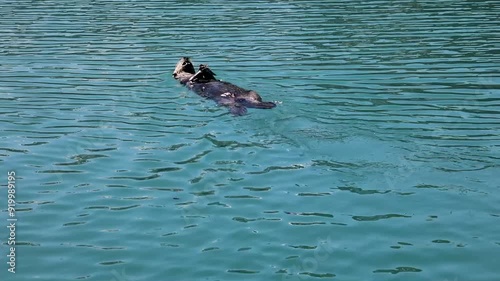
[172,57,196,85]
[172,57,276,115]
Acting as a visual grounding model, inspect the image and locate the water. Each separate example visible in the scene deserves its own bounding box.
[1,0,499,280]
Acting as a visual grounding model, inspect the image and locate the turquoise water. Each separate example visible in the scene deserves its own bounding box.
[1,0,499,280]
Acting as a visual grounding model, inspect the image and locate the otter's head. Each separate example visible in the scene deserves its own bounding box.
[172,57,195,79]
[189,64,217,83]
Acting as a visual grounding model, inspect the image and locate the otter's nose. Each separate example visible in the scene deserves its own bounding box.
[172,73,177,78]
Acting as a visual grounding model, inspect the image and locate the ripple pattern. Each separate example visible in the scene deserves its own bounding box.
[1,1,499,281]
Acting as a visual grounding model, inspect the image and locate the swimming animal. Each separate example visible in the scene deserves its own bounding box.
[172,57,196,85]
[172,57,276,115]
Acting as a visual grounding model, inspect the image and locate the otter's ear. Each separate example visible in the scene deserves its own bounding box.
[184,62,196,74]
[182,57,192,66]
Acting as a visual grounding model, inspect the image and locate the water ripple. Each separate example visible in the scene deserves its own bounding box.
[2,0,499,280]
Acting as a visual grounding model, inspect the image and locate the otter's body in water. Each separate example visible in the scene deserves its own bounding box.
[172,57,276,115]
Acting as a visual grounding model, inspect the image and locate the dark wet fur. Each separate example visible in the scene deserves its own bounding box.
[172,58,276,115]
[189,64,218,83]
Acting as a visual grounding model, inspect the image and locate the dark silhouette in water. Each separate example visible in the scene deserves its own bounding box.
[189,64,218,83]
[172,57,276,115]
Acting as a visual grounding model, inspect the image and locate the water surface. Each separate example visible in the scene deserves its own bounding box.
[1,0,499,280]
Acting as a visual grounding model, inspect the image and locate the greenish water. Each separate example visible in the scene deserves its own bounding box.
[1,0,499,280]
